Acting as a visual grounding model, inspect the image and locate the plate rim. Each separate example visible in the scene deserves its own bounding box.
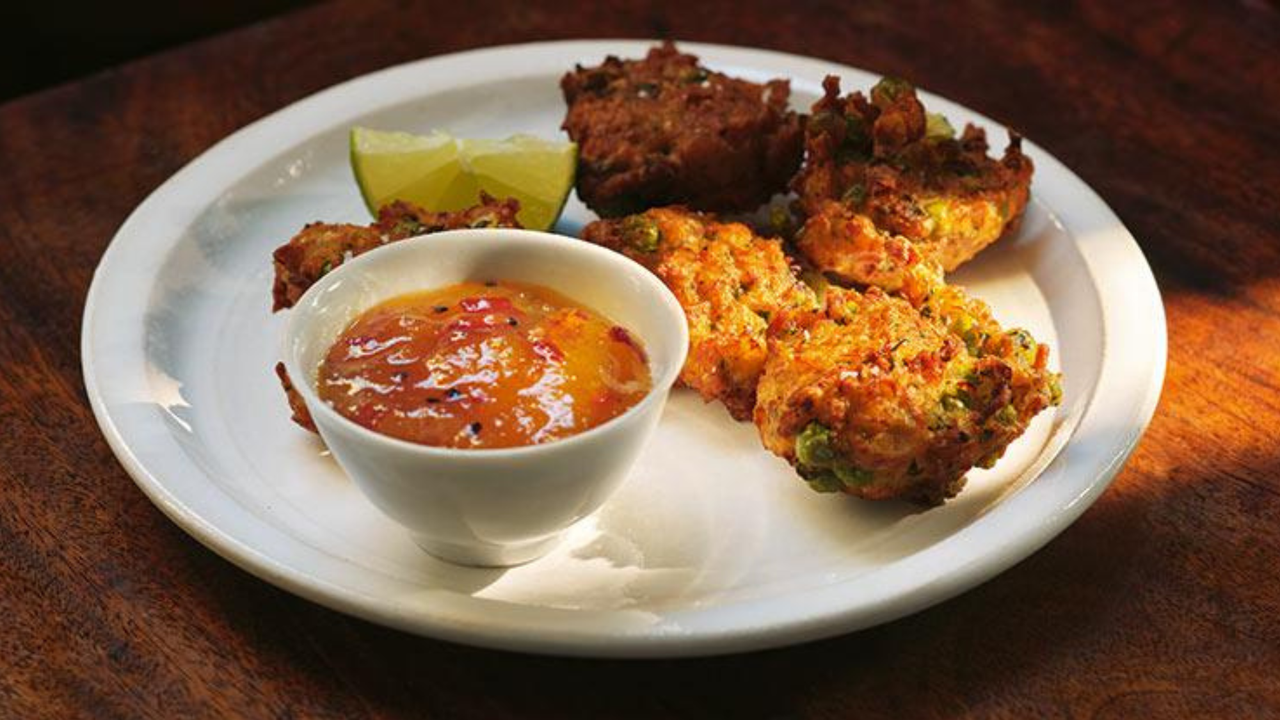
[81,39,1167,657]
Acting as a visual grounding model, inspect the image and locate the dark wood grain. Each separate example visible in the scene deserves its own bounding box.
[2,0,1278,717]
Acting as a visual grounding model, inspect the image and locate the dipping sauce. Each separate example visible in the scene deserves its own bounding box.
[317,281,652,448]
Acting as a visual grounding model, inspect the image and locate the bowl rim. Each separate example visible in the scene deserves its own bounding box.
[281,227,690,459]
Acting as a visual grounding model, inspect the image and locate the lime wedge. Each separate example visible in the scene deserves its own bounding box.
[350,127,576,231]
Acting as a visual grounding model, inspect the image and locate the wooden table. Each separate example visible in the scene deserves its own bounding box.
[3,1,1278,717]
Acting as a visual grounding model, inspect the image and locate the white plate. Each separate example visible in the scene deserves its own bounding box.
[82,40,1165,657]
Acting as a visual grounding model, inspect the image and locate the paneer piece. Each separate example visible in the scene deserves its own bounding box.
[754,280,1061,505]
[581,207,820,420]
[562,42,804,217]
[791,76,1033,285]
[270,194,521,311]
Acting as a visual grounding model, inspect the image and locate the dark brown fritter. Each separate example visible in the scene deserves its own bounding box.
[275,361,316,433]
[561,42,804,217]
[791,76,1033,282]
[270,193,521,311]
[581,207,820,421]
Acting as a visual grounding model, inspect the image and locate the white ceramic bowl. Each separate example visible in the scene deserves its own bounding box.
[281,229,688,567]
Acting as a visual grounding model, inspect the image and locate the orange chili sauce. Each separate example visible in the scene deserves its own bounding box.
[317,281,652,448]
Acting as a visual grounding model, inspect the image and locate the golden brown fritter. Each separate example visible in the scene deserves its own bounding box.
[754,278,1060,505]
[271,194,521,311]
[792,200,923,293]
[581,206,820,421]
[562,42,804,217]
[791,76,1033,285]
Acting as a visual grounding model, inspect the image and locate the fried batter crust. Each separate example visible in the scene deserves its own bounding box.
[792,76,1033,284]
[793,200,923,293]
[754,277,1060,505]
[581,207,820,420]
[562,42,804,217]
[275,361,316,432]
[270,194,521,312]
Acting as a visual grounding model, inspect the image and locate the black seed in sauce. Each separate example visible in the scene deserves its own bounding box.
[469,422,483,434]
[433,305,448,313]
[447,388,462,399]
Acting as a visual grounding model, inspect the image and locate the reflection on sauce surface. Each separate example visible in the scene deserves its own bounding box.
[317,281,651,448]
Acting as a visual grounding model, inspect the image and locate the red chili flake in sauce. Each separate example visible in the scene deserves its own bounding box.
[531,339,564,363]
[609,325,647,362]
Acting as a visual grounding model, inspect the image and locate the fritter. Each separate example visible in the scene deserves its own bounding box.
[754,278,1061,505]
[271,193,521,311]
[562,42,804,217]
[792,200,923,293]
[274,361,315,432]
[581,206,820,421]
[791,76,1033,285]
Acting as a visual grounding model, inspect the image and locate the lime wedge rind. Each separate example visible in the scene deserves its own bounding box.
[349,127,577,230]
